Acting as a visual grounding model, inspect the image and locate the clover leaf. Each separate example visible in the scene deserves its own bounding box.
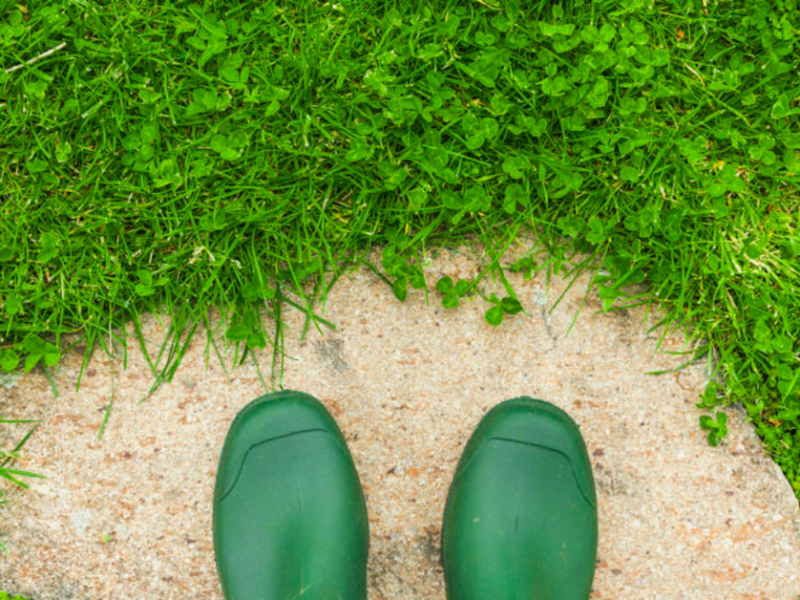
[474,31,497,47]
[510,114,548,137]
[1,348,20,372]
[463,184,491,211]
[20,334,60,372]
[587,76,610,108]
[502,155,531,179]
[4,292,22,316]
[134,269,169,296]
[38,232,59,263]
[699,412,728,446]
[462,113,499,150]
[210,132,248,161]
[485,304,504,326]
[771,93,791,119]
[346,138,374,162]
[436,276,474,309]
[26,158,49,174]
[138,88,162,104]
[503,183,528,214]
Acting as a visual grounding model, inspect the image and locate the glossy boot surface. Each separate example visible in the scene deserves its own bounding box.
[213,390,369,600]
[442,397,598,600]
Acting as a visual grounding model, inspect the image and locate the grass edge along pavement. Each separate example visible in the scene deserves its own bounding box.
[0,0,799,551]
[0,416,43,552]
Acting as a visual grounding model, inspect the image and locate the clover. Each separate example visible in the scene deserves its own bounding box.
[461,112,499,150]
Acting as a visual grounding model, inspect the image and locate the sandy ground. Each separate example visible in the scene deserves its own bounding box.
[1,240,799,600]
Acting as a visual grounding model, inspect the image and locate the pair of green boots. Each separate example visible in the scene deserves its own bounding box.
[213,390,598,599]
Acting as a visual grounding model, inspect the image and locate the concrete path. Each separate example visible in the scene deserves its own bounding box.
[1,241,799,600]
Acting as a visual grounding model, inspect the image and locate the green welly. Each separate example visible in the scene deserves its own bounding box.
[213,391,369,600]
[442,397,598,600]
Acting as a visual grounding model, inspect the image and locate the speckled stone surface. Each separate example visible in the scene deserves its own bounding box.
[1,240,799,600]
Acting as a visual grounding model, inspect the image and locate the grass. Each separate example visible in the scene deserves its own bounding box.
[0,0,798,539]
[0,593,31,600]
[0,416,43,552]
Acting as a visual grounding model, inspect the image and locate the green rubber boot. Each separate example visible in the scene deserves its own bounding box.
[213,390,369,600]
[442,397,598,600]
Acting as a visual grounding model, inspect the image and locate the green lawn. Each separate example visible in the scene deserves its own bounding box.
[1,0,798,537]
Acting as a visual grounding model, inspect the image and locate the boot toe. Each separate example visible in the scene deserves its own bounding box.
[442,397,598,600]
[213,391,369,600]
